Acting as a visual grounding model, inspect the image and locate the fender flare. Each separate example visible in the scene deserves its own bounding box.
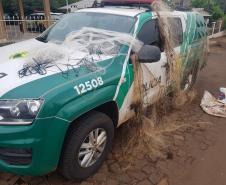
[56,85,118,123]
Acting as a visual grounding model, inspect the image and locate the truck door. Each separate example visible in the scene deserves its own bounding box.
[118,16,185,125]
[137,19,168,105]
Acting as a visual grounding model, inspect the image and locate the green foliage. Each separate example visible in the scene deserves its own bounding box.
[191,0,210,8]
[211,4,224,20]
[224,15,226,29]
[2,0,79,15]
[23,0,44,15]
[191,0,225,20]
[215,0,226,13]
[2,0,18,15]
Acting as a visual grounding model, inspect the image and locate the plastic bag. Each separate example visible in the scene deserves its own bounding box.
[218,87,226,104]
[200,90,226,118]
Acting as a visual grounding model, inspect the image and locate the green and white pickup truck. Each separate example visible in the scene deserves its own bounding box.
[0,1,207,180]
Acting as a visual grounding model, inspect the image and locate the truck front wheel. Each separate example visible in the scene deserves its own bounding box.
[59,111,114,180]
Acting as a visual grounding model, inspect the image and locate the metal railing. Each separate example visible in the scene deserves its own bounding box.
[207,20,224,36]
[0,16,56,43]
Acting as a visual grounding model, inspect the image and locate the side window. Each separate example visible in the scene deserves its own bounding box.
[137,19,162,50]
[167,17,183,47]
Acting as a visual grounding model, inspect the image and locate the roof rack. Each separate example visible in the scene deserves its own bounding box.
[98,0,156,11]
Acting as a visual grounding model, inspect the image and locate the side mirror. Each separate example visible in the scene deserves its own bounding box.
[138,45,161,63]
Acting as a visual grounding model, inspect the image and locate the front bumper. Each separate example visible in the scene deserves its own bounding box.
[0,117,69,176]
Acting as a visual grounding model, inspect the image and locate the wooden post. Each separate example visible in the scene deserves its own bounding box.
[218,20,223,33]
[43,0,51,28]
[212,22,216,35]
[18,0,26,33]
[0,0,6,40]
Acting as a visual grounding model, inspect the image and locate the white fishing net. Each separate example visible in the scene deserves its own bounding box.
[64,27,143,55]
[20,27,143,77]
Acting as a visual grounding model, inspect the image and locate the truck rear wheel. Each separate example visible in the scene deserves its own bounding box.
[59,111,114,180]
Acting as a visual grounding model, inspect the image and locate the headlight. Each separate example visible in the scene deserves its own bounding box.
[0,99,43,125]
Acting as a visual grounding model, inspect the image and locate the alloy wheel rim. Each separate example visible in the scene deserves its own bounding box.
[78,128,107,168]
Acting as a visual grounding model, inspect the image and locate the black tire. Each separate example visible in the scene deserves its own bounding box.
[59,111,114,181]
[181,61,199,91]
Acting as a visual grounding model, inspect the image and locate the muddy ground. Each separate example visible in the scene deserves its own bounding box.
[0,36,226,185]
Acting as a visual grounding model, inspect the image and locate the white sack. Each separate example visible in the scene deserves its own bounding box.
[200,91,226,118]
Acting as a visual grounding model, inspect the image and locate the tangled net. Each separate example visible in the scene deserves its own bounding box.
[19,27,143,78]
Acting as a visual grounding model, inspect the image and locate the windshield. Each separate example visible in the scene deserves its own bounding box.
[37,12,135,43]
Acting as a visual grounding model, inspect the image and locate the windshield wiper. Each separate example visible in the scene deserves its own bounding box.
[36,36,48,43]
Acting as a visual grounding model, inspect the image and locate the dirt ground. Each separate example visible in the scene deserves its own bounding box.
[0,36,226,185]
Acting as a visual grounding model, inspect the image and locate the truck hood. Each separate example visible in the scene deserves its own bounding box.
[0,39,113,99]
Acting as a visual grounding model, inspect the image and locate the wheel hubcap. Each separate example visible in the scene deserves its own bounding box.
[78,128,107,168]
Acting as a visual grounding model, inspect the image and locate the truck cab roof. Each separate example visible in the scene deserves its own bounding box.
[77,7,146,17]
[76,7,188,18]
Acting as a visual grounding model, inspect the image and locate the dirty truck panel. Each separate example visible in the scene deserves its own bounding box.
[0,4,207,180]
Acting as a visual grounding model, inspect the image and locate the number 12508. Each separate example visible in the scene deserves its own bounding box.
[74,77,104,95]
